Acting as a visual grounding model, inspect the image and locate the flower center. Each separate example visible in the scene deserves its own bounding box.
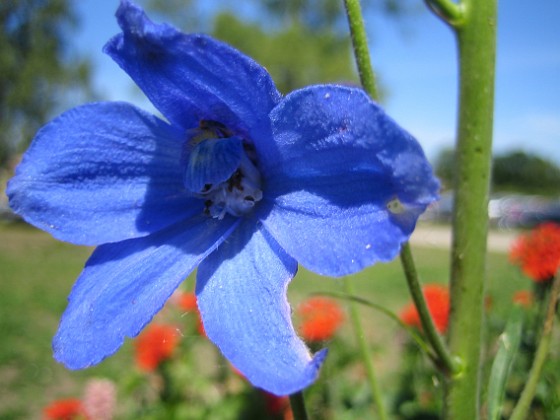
[183,121,263,219]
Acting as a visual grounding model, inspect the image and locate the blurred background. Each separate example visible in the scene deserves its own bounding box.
[0,0,559,418]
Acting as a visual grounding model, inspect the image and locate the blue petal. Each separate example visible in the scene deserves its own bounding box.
[261,85,440,276]
[53,215,239,369]
[184,137,243,193]
[196,221,326,395]
[104,0,280,147]
[7,102,200,245]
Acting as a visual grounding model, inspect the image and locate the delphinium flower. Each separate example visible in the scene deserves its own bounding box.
[7,0,439,394]
[400,284,450,333]
[510,223,560,282]
[82,379,117,420]
[43,398,88,420]
[134,323,180,372]
[297,297,345,342]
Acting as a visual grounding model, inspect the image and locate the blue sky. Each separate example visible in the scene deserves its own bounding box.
[75,0,560,164]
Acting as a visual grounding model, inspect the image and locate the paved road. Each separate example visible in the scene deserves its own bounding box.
[410,224,518,253]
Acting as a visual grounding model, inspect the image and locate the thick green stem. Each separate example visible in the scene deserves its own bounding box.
[344,278,388,420]
[510,272,560,420]
[289,391,309,420]
[400,243,457,375]
[343,0,379,100]
[443,0,497,418]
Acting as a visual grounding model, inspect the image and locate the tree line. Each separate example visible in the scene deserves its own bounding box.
[435,148,560,196]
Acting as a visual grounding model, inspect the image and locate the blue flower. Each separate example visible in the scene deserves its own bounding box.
[7,0,439,395]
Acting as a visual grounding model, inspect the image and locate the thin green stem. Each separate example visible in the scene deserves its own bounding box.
[344,0,456,406]
[342,4,387,417]
[510,271,560,420]
[344,278,388,420]
[443,0,497,418]
[343,0,379,100]
[400,243,457,376]
[289,391,309,420]
[425,0,465,26]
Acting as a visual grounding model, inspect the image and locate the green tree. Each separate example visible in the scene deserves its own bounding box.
[433,147,455,190]
[144,0,410,95]
[435,147,560,195]
[492,150,560,196]
[212,12,356,94]
[0,0,92,166]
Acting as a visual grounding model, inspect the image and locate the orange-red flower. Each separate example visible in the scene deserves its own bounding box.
[512,290,533,308]
[175,291,198,312]
[43,398,87,420]
[170,290,206,337]
[297,297,344,342]
[510,223,560,282]
[134,323,179,371]
[400,284,450,333]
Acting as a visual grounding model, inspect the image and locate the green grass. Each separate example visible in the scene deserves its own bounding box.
[0,222,529,419]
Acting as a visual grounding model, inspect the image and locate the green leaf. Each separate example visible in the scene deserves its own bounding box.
[487,306,524,420]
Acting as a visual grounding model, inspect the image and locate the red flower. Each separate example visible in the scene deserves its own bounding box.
[400,284,450,333]
[175,291,198,312]
[170,291,206,337]
[297,297,344,342]
[510,223,560,282]
[262,391,293,419]
[134,323,179,371]
[43,398,87,420]
[512,290,533,307]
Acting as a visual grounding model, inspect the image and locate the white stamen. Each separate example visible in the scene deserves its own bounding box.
[201,150,263,219]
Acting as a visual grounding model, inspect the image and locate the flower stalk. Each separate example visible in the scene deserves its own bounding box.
[343,0,379,100]
[400,243,457,376]
[289,391,309,420]
[509,271,560,420]
[441,0,497,417]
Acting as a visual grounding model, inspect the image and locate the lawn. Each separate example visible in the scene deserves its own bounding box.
[0,222,528,419]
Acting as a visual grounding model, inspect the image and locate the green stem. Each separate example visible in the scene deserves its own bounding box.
[344,278,388,420]
[442,0,497,418]
[400,243,457,375]
[289,391,309,420]
[509,272,560,420]
[343,0,379,100]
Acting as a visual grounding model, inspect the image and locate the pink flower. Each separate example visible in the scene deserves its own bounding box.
[82,379,116,420]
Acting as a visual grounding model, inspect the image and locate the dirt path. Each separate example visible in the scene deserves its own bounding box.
[410,224,518,253]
